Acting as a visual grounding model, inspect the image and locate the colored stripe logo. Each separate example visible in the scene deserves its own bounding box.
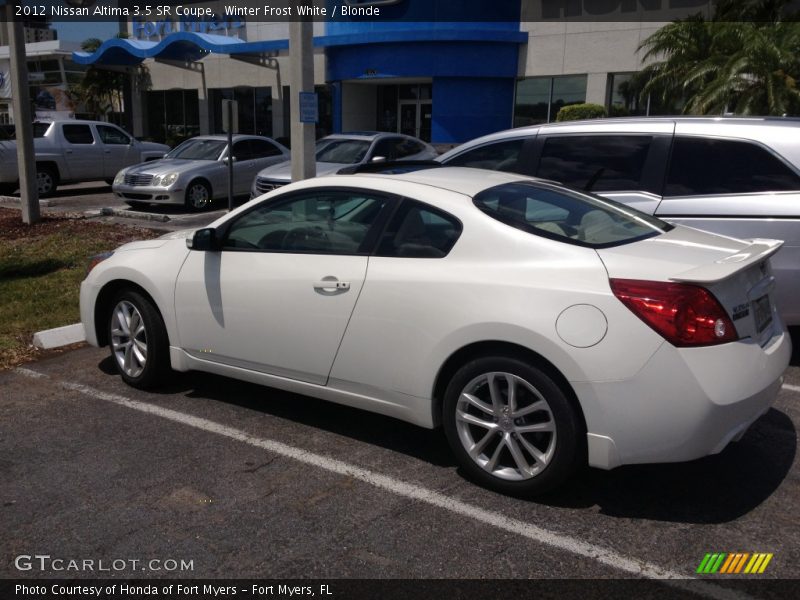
[696,553,773,574]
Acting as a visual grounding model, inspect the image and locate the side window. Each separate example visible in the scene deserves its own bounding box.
[372,137,403,161]
[97,125,130,145]
[665,137,800,196]
[62,124,94,144]
[249,139,283,158]
[536,135,653,192]
[231,140,251,161]
[376,200,462,258]
[222,191,389,254]
[444,139,525,173]
[396,138,424,159]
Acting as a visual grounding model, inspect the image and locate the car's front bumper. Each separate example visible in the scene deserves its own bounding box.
[576,327,791,470]
[112,183,184,204]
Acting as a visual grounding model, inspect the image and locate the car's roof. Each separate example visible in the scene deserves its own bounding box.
[186,134,275,142]
[332,166,531,197]
[321,131,424,142]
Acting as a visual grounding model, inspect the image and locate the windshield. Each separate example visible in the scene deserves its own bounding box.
[166,139,227,160]
[473,181,671,248]
[316,139,370,164]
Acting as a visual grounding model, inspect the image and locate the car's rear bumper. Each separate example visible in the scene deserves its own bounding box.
[576,328,791,469]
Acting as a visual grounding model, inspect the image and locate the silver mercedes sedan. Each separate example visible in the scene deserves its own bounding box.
[113,135,289,211]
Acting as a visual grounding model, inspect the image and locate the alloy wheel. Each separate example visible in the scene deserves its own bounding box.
[455,371,557,481]
[110,300,148,378]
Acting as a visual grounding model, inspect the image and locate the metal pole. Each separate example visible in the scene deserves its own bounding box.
[227,100,234,211]
[289,18,315,182]
[6,4,40,224]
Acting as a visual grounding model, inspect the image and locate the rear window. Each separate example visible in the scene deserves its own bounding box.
[473,181,670,248]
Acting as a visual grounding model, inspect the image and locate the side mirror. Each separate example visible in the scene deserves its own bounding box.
[223,156,237,164]
[371,155,387,163]
[187,228,220,251]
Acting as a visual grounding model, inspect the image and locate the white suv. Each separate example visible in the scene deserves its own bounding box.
[439,117,800,325]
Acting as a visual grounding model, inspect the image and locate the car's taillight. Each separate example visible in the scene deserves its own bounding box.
[610,278,738,347]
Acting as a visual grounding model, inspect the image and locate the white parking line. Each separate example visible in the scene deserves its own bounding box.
[782,383,800,394]
[15,368,752,600]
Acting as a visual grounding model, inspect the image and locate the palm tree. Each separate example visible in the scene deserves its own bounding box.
[634,0,800,116]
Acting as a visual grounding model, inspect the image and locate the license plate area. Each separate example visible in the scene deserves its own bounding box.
[753,294,773,334]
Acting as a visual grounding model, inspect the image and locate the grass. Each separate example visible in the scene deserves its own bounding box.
[0,208,160,369]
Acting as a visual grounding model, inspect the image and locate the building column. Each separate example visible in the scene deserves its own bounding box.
[585,72,609,107]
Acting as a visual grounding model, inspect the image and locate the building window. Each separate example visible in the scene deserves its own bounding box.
[607,72,685,117]
[145,89,200,145]
[210,86,272,138]
[514,75,587,126]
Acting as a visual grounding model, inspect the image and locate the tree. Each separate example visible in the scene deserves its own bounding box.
[634,0,800,116]
[71,34,150,122]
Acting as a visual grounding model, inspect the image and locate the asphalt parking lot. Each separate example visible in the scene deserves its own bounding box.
[1,340,799,594]
[2,183,800,597]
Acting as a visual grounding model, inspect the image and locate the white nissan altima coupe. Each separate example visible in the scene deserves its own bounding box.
[80,167,791,496]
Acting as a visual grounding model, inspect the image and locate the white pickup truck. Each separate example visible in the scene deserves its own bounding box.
[0,120,170,197]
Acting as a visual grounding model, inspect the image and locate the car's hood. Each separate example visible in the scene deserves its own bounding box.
[114,229,194,252]
[158,229,196,240]
[255,161,346,182]
[124,158,218,176]
[138,141,170,153]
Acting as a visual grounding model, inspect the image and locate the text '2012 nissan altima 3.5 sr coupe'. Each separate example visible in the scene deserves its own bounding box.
[80,167,791,496]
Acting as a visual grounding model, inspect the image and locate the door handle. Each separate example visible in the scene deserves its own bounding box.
[313,280,350,291]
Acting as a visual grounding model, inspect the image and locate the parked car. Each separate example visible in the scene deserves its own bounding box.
[81,166,790,496]
[0,120,169,196]
[113,135,289,211]
[438,117,800,326]
[250,131,437,197]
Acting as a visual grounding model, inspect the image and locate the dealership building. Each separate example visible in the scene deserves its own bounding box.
[72,1,716,147]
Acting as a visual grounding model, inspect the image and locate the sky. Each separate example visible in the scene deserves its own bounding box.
[53,21,120,43]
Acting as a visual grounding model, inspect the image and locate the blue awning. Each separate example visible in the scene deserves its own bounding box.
[72,33,289,66]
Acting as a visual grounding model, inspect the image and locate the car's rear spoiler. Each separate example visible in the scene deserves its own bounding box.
[669,239,783,284]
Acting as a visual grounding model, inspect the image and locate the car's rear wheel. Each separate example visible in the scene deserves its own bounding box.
[108,290,169,389]
[36,165,58,197]
[443,356,583,496]
[185,180,211,212]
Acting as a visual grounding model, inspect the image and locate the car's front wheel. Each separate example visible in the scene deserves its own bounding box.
[108,290,169,389]
[443,356,584,496]
[184,180,211,212]
[36,165,58,197]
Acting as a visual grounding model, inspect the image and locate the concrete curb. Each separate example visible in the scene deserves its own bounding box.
[32,323,86,350]
[100,207,171,222]
[0,195,52,206]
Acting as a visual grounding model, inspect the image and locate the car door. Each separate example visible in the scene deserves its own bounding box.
[243,138,287,190]
[96,124,135,178]
[173,188,394,384]
[59,123,104,180]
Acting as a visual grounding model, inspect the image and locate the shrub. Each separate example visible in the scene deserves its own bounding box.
[555,103,607,122]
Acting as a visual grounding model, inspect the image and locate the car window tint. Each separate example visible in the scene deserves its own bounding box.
[316,140,370,164]
[62,124,94,144]
[474,181,669,248]
[231,140,250,161]
[33,122,51,137]
[665,137,800,196]
[376,200,462,258]
[249,139,282,158]
[445,139,525,173]
[97,125,130,145]
[223,191,388,254]
[537,135,653,191]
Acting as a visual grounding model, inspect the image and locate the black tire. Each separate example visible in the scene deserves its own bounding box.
[443,356,584,497]
[35,164,59,197]
[107,289,170,389]
[184,179,212,212]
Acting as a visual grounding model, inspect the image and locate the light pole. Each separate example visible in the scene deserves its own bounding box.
[5,2,39,224]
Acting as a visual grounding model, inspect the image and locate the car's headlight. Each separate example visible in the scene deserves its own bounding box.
[160,172,179,187]
[151,174,162,186]
[85,251,113,278]
[113,171,125,185]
